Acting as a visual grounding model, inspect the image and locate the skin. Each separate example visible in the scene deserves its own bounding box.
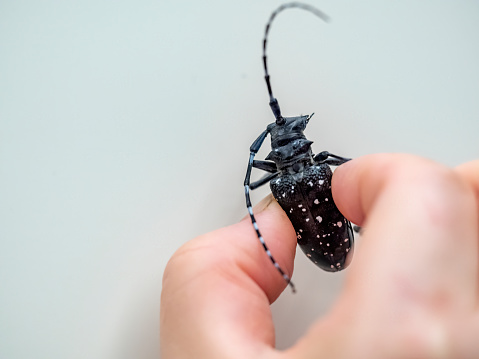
[160,154,479,359]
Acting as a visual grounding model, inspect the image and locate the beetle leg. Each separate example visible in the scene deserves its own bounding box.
[314,151,351,165]
[353,225,362,234]
[253,160,278,173]
[250,172,280,190]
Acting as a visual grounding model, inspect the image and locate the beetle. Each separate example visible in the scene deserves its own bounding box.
[243,2,356,292]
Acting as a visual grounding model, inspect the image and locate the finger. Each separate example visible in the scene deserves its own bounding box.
[451,160,479,359]
[448,313,479,359]
[456,159,479,208]
[292,154,478,358]
[334,154,478,309]
[160,195,296,358]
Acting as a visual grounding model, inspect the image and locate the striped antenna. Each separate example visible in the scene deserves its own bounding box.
[262,2,329,124]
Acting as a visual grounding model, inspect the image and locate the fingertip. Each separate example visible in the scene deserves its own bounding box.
[455,160,479,203]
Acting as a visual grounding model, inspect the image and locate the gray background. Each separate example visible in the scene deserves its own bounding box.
[1,0,478,358]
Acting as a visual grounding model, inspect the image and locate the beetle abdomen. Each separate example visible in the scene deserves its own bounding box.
[270,164,354,272]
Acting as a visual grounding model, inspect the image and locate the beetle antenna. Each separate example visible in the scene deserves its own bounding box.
[263,2,329,125]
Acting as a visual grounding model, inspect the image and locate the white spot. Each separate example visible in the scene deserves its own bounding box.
[307,254,312,258]
[291,190,294,193]
[316,216,322,223]
[324,252,328,255]
[290,208,293,213]
[282,193,286,198]
[302,208,306,212]
[346,248,350,252]
[330,254,333,256]
[344,238,349,242]
[248,207,253,216]
[311,248,315,251]
[323,234,327,238]
[291,186,295,190]
[308,181,313,187]
[305,218,310,222]
[325,198,329,201]
[314,199,319,204]
[316,235,320,238]
[336,263,341,267]
[299,229,303,232]
[297,234,302,239]
[337,221,343,227]
[319,180,324,185]
[298,204,303,208]
[330,265,334,269]
[319,242,322,245]
[326,243,330,247]
[314,261,318,264]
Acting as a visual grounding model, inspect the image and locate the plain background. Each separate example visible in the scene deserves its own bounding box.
[1,1,478,358]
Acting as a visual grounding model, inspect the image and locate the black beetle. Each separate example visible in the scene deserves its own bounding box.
[243,2,356,292]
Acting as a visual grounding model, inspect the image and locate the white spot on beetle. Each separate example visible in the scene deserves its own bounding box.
[308,181,313,187]
[307,254,312,258]
[346,248,350,252]
[302,208,306,212]
[330,265,334,269]
[311,248,315,251]
[297,234,302,239]
[336,263,341,267]
[282,193,286,198]
[291,186,295,190]
[290,208,293,213]
[326,243,330,247]
[344,238,349,242]
[314,199,319,204]
[337,221,343,227]
[316,235,320,238]
[298,204,303,208]
[325,198,329,201]
[305,218,310,222]
[319,242,322,245]
[299,229,303,232]
[319,180,324,185]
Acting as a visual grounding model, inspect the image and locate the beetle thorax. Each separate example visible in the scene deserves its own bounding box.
[265,115,314,171]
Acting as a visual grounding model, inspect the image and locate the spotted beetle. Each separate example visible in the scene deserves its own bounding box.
[244,2,356,292]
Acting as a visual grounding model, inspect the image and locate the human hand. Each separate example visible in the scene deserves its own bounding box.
[160,154,479,359]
